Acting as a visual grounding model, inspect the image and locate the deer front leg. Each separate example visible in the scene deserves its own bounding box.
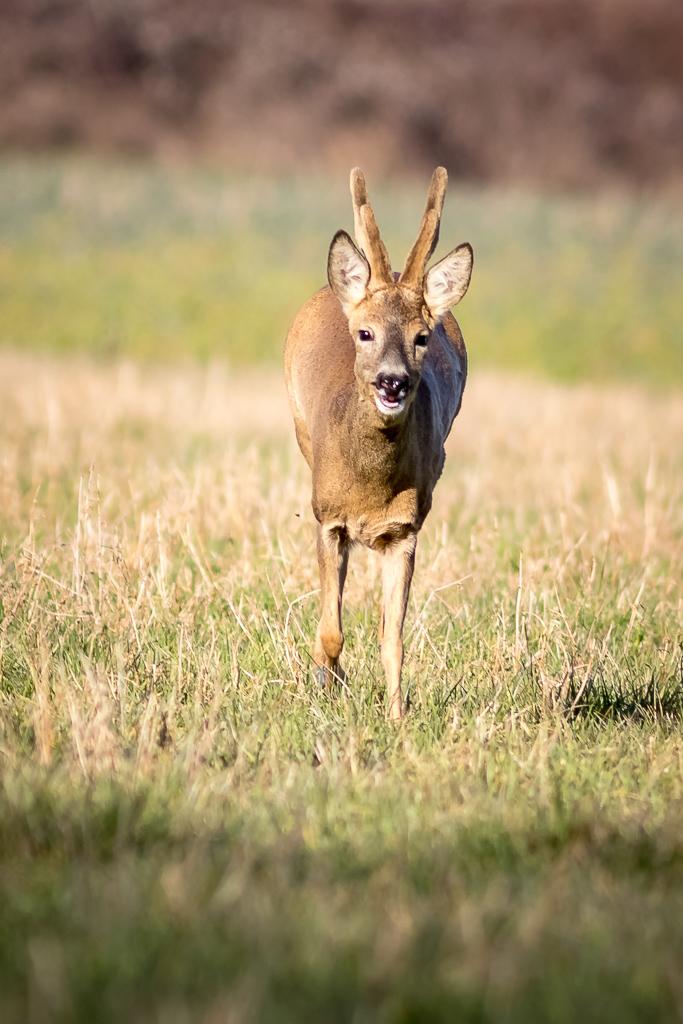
[380,533,417,720]
[313,523,349,686]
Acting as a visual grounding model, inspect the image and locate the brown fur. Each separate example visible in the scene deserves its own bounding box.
[284,169,472,719]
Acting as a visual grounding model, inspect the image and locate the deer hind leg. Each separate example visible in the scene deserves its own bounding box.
[380,533,417,720]
[313,524,349,686]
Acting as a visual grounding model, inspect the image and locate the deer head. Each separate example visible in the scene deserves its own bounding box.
[327,167,473,422]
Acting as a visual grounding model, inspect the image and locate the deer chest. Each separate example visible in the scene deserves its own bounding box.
[312,478,425,551]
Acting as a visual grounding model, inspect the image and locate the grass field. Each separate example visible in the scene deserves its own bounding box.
[1,161,683,1021]
[1,158,683,385]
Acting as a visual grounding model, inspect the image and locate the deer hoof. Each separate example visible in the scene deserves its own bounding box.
[315,665,346,689]
[388,695,407,722]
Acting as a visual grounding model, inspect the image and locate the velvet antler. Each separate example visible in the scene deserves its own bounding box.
[349,168,393,289]
[400,167,448,289]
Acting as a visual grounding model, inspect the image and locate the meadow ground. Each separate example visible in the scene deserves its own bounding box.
[0,162,682,1021]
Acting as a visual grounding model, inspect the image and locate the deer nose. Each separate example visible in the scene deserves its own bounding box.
[375,373,410,398]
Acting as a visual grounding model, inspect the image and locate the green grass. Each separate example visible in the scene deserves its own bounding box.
[3,765,683,1024]
[1,157,682,384]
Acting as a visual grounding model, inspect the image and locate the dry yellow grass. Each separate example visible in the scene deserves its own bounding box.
[1,350,681,757]
[1,350,682,1021]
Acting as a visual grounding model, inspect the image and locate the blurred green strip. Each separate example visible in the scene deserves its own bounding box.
[0,157,681,384]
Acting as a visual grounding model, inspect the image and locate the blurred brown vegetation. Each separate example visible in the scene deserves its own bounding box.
[2,0,683,190]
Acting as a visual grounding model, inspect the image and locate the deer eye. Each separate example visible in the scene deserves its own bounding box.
[415,331,430,347]
[358,329,374,342]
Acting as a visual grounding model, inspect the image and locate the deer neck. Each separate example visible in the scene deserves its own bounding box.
[339,382,417,485]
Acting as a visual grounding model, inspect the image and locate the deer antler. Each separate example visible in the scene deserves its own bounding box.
[400,167,448,289]
[350,168,393,289]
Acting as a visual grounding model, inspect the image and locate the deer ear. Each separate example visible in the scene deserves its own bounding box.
[328,230,370,314]
[424,243,473,318]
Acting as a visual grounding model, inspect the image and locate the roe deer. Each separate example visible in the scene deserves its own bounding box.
[284,168,472,719]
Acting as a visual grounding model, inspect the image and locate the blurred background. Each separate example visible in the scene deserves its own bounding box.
[1,0,682,382]
[4,0,683,188]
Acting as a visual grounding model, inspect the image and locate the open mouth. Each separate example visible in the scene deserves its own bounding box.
[373,377,411,415]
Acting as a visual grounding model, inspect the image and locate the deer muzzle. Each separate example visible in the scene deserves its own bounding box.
[373,373,412,415]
